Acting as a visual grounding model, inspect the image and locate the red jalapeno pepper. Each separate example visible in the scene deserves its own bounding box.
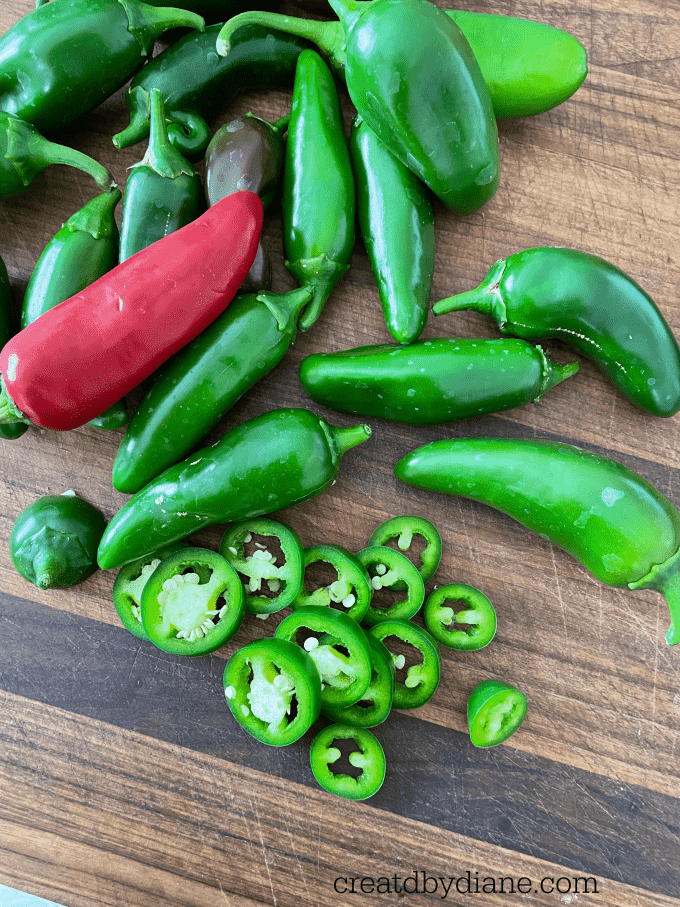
[0,191,263,431]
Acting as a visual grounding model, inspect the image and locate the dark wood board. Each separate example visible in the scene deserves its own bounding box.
[1,0,680,904]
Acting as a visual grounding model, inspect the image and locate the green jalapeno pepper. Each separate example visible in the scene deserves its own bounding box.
[395,437,680,646]
[113,23,310,159]
[433,248,680,417]
[356,546,425,626]
[424,583,497,651]
[349,115,434,345]
[112,543,187,639]
[0,111,114,198]
[111,285,314,494]
[299,338,578,425]
[310,724,386,800]
[0,255,26,441]
[10,490,106,589]
[283,49,355,330]
[140,547,245,655]
[322,634,395,728]
[368,619,440,710]
[20,189,129,431]
[0,0,204,136]
[368,515,441,587]
[219,518,304,615]
[99,408,371,569]
[292,544,372,623]
[223,637,322,745]
[119,90,203,263]
[275,605,372,709]
[467,679,528,748]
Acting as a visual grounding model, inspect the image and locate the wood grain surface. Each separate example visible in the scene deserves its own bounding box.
[1,0,680,904]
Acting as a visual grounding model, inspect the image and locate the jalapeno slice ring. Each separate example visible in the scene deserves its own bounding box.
[368,515,442,587]
[112,542,186,639]
[356,545,425,625]
[369,619,441,709]
[424,582,497,651]
[223,637,322,746]
[310,724,386,800]
[292,543,372,622]
[219,518,304,615]
[141,547,245,656]
[467,679,528,747]
[322,634,395,728]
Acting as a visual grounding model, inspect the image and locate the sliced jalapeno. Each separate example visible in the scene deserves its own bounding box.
[223,637,321,745]
[356,545,425,626]
[141,547,245,656]
[424,583,497,651]
[369,619,440,710]
[275,605,372,709]
[310,724,386,800]
[219,518,304,615]
[467,679,528,748]
[112,543,186,639]
[322,634,395,728]
[368,515,442,587]
[292,544,372,622]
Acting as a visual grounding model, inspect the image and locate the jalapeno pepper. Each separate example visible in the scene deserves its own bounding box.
[433,248,680,417]
[98,408,371,569]
[112,543,186,639]
[0,111,114,198]
[322,634,394,728]
[0,191,263,432]
[111,284,314,493]
[219,518,304,615]
[424,583,497,651]
[368,619,440,710]
[0,256,26,441]
[395,437,680,645]
[275,605,372,709]
[119,89,203,263]
[223,637,322,745]
[113,23,310,159]
[368,515,441,587]
[310,724,386,800]
[349,115,434,345]
[356,546,425,626]
[283,49,355,330]
[0,0,204,136]
[292,544,372,623]
[467,679,528,748]
[140,547,245,656]
[299,338,578,426]
[10,490,106,589]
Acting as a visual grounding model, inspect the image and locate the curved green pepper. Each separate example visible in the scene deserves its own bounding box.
[321,634,395,728]
[368,619,440,710]
[310,724,386,800]
[283,49,355,330]
[219,518,304,615]
[0,0,204,136]
[368,515,441,587]
[424,583,497,651]
[223,637,322,745]
[299,338,578,425]
[0,255,26,440]
[99,408,371,569]
[395,437,680,645]
[10,491,106,589]
[433,248,680,417]
[20,189,129,431]
[467,679,527,748]
[349,115,434,345]
[113,23,310,159]
[112,285,314,493]
[292,544,373,623]
[112,542,186,639]
[119,89,203,262]
[356,546,425,626]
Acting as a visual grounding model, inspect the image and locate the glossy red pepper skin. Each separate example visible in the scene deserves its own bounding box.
[0,191,263,431]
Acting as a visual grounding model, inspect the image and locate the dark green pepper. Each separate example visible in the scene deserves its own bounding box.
[0,111,114,198]
[112,542,186,639]
[299,338,578,425]
[433,248,680,417]
[283,49,355,330]
[467,679,528,748]
[111,285,314,494]
[20,189,129,431]
[113,23,310,159]
[98,408,371,569]
[0,0,204,136]
[368,515,441,587]
[292,544,373,623]
[356,546,425,626]
[368,619,440,710]
[119,89,203,262]
[395,437,680,645]
[0,255,26,441]
[10,491,106,589]
[321,634,395,728]
[309,724,386,800]
[349,115,434,344]
[424,583,497,651]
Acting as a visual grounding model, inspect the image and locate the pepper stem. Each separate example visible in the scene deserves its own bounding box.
[432,259,508,325]
[135,89,195,179]
[0,376,29,425]
[327,0,368,32]
[257,285,315,338]
[216,13,346,71]
[270,113,290,139]
[629,547,680,645]
[121,0,204,54]
[329,422,372,458]
[537,350,579,399]
[66,187,122,240]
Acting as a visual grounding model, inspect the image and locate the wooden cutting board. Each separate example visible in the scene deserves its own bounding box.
[1,0,679,904]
